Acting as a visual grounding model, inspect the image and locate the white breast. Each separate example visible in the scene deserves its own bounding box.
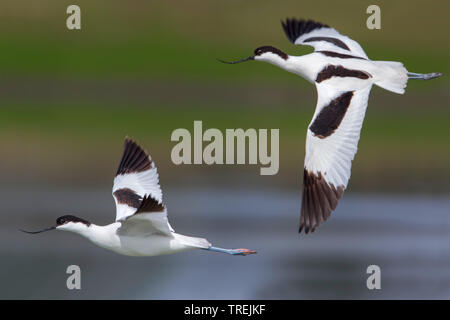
[113,234,191,256]
[84,224,191,256]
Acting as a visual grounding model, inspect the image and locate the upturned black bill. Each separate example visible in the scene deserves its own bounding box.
[20,226,56,234]
[218,56,254,64]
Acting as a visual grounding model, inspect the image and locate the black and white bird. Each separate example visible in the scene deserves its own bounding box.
[21,138,257,257]
[220,18,443,233]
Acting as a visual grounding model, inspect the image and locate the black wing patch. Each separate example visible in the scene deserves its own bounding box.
[300,169,344,233]
[318,51,366,60]
[304,37,350,51]
[316,65,371,83]
[281,18,329,44]
[309,91,354,138]
[116,137,153,176]
[113,188,142,208]
[134,194,165,215]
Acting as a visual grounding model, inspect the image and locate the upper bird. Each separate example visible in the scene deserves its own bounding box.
[220,18,443,233]
[21,138,256,257]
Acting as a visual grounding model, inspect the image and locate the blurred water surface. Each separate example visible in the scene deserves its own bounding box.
[2,187,450,299]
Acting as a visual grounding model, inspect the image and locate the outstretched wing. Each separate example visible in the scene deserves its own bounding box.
[112,138,174,235]
[282,18,368,59]
[300,84,373,233]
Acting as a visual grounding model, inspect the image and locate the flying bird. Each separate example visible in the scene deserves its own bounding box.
[220,18,443,233]
[21,138,257,257]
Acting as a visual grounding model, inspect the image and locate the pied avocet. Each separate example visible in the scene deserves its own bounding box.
[21,138,257,256]
[220,18,443,233]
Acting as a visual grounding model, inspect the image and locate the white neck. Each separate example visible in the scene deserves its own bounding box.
[257,53,290,69]
[259,54,316,82]
[58,222,121,250]
[287,55,315,79]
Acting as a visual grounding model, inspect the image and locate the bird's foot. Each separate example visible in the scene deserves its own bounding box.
[408,72,443,80]
[231,248,257,256]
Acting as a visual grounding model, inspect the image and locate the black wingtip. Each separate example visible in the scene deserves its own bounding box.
[298,225,313,234]
[281,18,329,44]
[116,138,153,176]
[299,169,344,235]
[134,194,165,215]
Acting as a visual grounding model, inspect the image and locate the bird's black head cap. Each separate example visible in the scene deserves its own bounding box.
[56,215,91,226]
[254,46,288,60]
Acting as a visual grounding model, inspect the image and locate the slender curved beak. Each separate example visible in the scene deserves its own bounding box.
[19,226,56,234]
[218,56,254,64]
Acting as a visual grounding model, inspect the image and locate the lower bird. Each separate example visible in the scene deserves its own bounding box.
[220,18,443,233]
[21,138,257,257]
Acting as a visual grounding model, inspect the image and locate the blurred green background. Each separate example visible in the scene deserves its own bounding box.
[0,0,448,193]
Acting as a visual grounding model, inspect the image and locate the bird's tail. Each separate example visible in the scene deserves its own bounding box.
[373,61,409,94]
[174,233,211,249]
